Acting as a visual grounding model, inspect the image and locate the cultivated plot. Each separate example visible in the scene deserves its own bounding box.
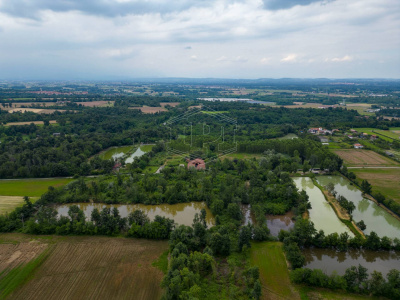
[333,149,399,167]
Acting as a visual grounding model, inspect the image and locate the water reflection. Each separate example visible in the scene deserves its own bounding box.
[316,176,400,239]
[125,147,146,164]
[293,177,353,236]
[56,202,214,227]
[266,211,295,236]
[303,247,400,276]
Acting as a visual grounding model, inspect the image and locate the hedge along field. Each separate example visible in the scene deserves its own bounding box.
[8,236,168,300]
[0,178,74,197]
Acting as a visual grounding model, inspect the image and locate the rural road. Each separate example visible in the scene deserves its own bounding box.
[347,166,400,169]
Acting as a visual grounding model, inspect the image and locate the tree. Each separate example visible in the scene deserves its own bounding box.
[356,220,366,231]
[361,180,372,194]
[238,225,252,252]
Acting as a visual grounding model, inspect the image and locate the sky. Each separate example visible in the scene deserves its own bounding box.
[0,0,399,80]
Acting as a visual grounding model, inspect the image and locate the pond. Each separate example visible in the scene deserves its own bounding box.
[125,147,146,164]
[303,247,400,277]
[100,146,134,160]
[266,211,295,237]
[293,177,353,236]
[316,176,400,239]
[56,202,214,227]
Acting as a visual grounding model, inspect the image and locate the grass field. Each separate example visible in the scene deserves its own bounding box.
[4,120,57,126]
[77,101,114,107]
[250,242,374,300]
[225,153,263,160]
[0,234,168,300]
[333,149,399,167]
[250,242,299,300]
[352,168,400,204]
[0,178,73,197]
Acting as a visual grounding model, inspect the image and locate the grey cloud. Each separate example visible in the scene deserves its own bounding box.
[0,0,215,20]
[262,0,331,10]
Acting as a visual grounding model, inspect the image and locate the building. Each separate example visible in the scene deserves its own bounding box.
[354,143,364,149]
[308,127,332,135]
[187,158,206,170]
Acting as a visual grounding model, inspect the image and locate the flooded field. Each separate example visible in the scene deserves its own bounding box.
[316,176,400,239]
[293,177,353,236]
[100,146,134,160]
[303,247,400,277]
[266,211,295,236]
[57,202,214,227]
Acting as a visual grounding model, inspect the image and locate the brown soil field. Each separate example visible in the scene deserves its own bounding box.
[7,108,66,114]
[159,102,179,107]
[4,120,57,126]
[333,149,399,167]
[129,106,167,114]
[5,102,57,108]
[0,196,24,214]
[8,235,168,300]
[77,101,114,107]
[0,235,48,274]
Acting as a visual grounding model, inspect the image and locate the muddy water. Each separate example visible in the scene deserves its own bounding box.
[303,247,400,277]
[316,176,400,239]
[241,204,253,225]
[266,211,295,236]
[125,147,146,164]
[56,202,214,227]
[293,177,353,236]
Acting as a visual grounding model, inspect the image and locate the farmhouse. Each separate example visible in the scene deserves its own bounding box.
[308,127,332,135]
[187,158,206,170]
[354,143,364,149]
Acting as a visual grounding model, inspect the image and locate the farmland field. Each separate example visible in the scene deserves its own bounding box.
[0,178,73,197]
[159,102,180,107]
[129,106,167,114]
[250,242,299,300]
[4,120,57,126]
[333,149,399,167]
[353,128,398,141]
[352,168,400,204]
[0,196,24,214]
[7,108,66,114]
[77,101,114,107]
[0,234,168,300]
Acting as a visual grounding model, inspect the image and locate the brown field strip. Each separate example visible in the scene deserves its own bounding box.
[129,106,167,114]
[8,236,168,300]
[160,102,180,107]
[76,101,114,107]
[333,149,399,167]
[7,108,66,114]
[4,120,57,126]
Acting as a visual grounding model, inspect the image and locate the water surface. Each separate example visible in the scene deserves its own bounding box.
[57,202,214,227]
[125,147,146,164]
[303,247,400,277]
[293,177,353,236]
[266,211,295,236]
[316,176,400,239]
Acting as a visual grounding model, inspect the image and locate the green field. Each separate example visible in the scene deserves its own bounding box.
[353,128,395,142]
[0,178,73,197]
[352,168,400,203]
[225,153,263,160]
[140,144,154,152]
[250,242,298,299]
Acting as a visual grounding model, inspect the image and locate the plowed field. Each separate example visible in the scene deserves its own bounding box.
[333,149,399,167]
[2,235,168,300]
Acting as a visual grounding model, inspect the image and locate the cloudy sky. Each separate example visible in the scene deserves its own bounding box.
[0,0,399,79]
